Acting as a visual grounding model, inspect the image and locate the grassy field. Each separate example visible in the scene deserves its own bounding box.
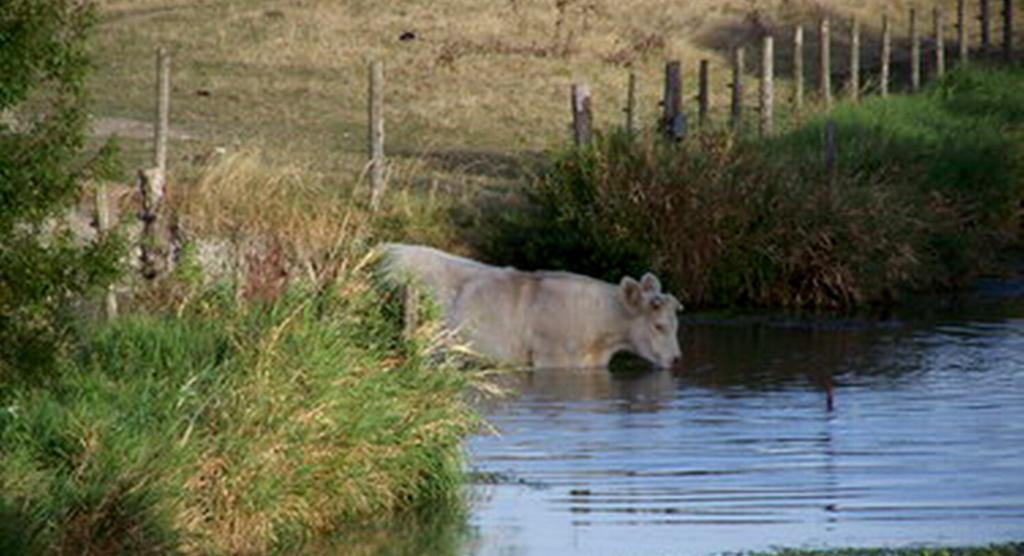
[89,0,1022,224]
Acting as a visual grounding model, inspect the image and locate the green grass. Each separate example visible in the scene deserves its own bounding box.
[484,65,1024,309]
[0,277,479,554]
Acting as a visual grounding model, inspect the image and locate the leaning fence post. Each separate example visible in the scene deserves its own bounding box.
[819,17,832,108]
[368,61,386,211]
[881,14,891,96]
[94,182,117,319]
[624,72,637,135]
[935,7,946,78]
[698,59,710,128]
[849,18,860,101]
[958,0,969,64]
[731,47,745,131]
[571,83,593,146]
[662,61,685,141]
[1005,0,1015,62]
[910,7,921,92]
[138,168,167,280]
[793,25,804,111]
[760,35,774,136]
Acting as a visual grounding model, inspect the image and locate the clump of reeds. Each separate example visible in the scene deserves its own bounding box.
[0,276,480,554]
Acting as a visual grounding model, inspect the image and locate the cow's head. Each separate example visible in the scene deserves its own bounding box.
[620,273,683,369]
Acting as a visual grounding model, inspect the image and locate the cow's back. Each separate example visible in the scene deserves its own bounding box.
[381,243,502,315]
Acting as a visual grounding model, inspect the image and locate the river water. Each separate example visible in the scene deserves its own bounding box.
[462,294,1024,555]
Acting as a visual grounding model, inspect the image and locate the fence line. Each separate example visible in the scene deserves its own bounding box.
[560,0,1017,146]
[546,1,1017,174]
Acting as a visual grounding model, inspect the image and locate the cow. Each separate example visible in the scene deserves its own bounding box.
[381,243,683,369]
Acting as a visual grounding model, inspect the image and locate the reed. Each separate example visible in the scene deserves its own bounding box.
[0,276,480,553]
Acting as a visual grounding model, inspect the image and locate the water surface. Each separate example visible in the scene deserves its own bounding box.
[464,299,1024,555]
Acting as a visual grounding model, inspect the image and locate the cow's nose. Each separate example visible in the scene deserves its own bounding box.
[669,355,682,369]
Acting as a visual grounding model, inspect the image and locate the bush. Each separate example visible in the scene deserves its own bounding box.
[487,66,1024,309]
[0,0,123,380]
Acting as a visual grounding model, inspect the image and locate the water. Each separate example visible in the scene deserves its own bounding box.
[463,298,1024,555]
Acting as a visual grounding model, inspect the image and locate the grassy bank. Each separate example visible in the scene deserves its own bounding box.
[485,65,1024,309]
[0,276,478,553]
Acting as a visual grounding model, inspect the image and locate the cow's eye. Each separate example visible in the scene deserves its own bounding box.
[653,323,666,333]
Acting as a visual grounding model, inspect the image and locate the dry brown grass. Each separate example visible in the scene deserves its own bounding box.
[91,0,1000,176]
[166,148,376,299]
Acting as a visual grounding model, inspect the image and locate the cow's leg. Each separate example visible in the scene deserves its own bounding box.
[529,346,575,369]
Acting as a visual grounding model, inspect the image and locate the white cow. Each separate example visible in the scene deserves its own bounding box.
[381,243,682,369]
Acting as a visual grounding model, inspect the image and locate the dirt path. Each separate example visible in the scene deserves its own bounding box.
[90,116,194,141]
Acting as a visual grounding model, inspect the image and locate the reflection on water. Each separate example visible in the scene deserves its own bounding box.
[465,300,1024,555]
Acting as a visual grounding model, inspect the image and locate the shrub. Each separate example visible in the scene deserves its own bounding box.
[0,0,123,380]
[487,67,1024,310]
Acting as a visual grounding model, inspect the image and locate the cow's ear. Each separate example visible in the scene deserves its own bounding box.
[620,277,643,312]
[640,273,661,293]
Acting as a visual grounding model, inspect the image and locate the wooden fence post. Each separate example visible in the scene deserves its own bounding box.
[910,7,921,92]
[138,168,167,280]
[849,18,860,101]
[94,182,117,319]
[794,25,804,111]
[820,17,832,108]
[625,72,637,135]
[698,59,710,128]
[139,47,171,281]
[881,14,891,97]
[935,7,946,78]
[760,35,774,136]
[154,47,170,182]
[1005,0,1015,62]
[662,61,685,141]
[981,0,992,51]
[731,47,744,130]
[368,61,386,211]
[571,83,593,146]
[957,0,968,64]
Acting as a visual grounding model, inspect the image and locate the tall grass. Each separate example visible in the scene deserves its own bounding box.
[486,66,1024,309]
[0,273,479,553]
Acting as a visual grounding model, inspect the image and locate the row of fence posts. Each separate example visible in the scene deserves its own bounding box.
[364,1,1014,211]
[567,0,1015,147]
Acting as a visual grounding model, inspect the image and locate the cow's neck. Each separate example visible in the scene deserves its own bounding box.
[587,295,635,367]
